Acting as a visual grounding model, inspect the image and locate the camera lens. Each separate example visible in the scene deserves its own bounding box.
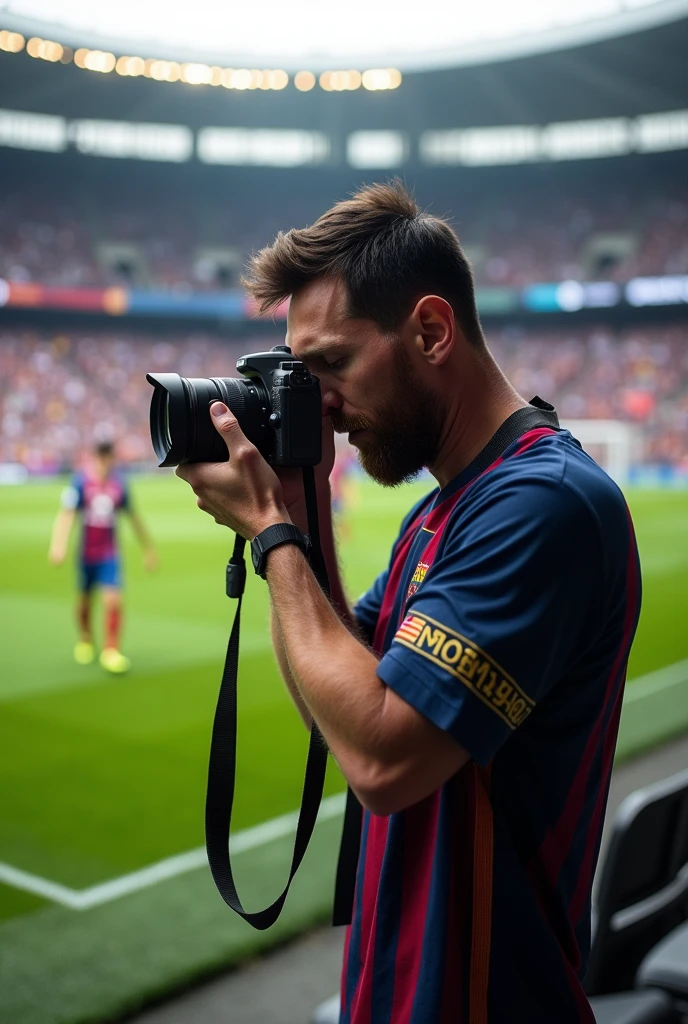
[163,393,172,447]
[146,373,270,467]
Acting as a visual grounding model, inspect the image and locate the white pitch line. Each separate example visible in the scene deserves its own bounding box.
[0,792,346,911]
[0,862,86,910]
[623,659,688,703]
[2,658,688,912]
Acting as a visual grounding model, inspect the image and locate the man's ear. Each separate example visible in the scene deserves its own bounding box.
[410,295,455,366]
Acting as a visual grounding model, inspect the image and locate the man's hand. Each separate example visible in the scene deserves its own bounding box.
[144,548,159,572]
[176,402,290,539]
[48,545,66,566]
[48,507,75,566]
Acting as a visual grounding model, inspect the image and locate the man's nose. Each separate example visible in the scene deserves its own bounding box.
[322,389,342,414]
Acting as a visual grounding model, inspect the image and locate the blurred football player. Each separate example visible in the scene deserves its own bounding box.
[330,436,358,540]
[48,440,157,673]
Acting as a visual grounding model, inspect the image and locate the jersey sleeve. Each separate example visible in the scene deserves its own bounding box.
[353,488,437,648]
[376,471,604,767]
[353,569,389,646]
[61,475,84,511]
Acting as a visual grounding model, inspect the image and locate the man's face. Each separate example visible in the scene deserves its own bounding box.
[287,278,445,486]
[94,452,114,478]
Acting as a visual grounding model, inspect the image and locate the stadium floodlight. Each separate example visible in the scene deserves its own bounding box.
[540,118,632,160]
[1,0,687,71]
[0,107,66,151]
[421,126,541,166]
[197,127,329,166]
[347,131,408,169]
[420,111,688,167]
[635,110,688,152]
[69,119,193,161]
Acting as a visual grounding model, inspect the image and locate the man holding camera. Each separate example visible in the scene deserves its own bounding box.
[178,182,641,1023]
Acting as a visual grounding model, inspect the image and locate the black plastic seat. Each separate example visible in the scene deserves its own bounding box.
[312,991,681,1024]
[586,768,688,995]
[590,989,680,1024]
[637,919,688,1000]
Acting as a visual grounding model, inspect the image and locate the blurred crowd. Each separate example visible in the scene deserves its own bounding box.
[490,325,688,468]
[0,330,248,472]
[1,325,686,473]
[1,189,687,291]
[472,194,688,288]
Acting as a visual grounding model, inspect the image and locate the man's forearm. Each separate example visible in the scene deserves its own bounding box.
[266,542,388,788]
[270,483,356,729]
[271,610,312,729]
[268,485,354,729]
[129,512,154,551]
[284,483,352,622]
[49,509,75,555]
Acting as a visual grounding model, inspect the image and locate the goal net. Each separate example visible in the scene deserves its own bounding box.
[562,420,640,484]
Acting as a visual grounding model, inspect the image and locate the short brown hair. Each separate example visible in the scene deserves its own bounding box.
[243,180,484,345]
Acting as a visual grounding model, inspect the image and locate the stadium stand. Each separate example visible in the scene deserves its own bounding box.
[1,324,686,472]
[1,187,687,289]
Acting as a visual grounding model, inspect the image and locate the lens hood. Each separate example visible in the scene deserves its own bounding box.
[146,372,189,467]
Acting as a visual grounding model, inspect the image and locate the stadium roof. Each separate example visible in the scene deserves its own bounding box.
[2,0,688,70]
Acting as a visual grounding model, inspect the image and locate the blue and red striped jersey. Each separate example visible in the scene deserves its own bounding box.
[343,423,641,1024]
[62,472,130,565]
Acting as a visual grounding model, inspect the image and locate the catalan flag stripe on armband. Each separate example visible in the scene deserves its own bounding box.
[395,614,425,643]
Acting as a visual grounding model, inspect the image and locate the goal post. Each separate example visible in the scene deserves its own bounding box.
[562,419,640,484]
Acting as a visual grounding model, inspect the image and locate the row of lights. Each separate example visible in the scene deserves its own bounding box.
[0,29,402,91]
[312,68,402,92]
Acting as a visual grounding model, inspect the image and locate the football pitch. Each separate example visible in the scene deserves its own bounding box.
[1,476,687,1024]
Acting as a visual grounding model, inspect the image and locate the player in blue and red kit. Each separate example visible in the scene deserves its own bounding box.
[49,441,157,673]
[176,183,641,1022]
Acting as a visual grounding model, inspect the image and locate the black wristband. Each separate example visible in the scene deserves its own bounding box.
[250,523,310,579]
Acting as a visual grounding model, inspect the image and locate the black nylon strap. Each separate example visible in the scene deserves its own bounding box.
[462,397,559,476]
[330,398,561,927]
[204,472,330,930]
[332,787,364,926]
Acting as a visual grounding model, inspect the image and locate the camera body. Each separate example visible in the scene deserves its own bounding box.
[147,344,322,468]
[236,346,321,468]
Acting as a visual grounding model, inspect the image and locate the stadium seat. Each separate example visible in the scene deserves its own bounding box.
[637,920,688,1000]
[585,768,688,996]
[590,989,680,1024]
[311,994,339,1024]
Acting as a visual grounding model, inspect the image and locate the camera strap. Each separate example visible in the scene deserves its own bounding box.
[204,466,330,930]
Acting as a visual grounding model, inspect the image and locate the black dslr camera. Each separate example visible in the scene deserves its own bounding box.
[147,345,322,468]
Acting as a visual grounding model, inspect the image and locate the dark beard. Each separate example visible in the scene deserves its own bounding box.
[331,349,445,487]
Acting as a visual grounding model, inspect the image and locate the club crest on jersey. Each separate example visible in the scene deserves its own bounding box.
[407,560,430,599]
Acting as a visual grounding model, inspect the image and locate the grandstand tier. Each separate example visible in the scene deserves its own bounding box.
[0,5,686,474]
[1,323,685,477]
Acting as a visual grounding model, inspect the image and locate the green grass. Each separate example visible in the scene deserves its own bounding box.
[620,489,688,677]
[0,475,430,890]
[0,477,687,1024]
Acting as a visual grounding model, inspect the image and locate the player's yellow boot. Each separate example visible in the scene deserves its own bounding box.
[74,641,95,665]
[99,647,131,674]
